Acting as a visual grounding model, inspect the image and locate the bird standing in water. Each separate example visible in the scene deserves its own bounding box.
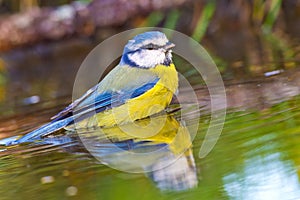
[15,31,178,143]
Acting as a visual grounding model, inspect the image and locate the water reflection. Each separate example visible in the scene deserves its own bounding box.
[2,95,300,198]
[77,114,198,191]
[224,153,300,199]
[221,105,300,199]
[0,113,198,191]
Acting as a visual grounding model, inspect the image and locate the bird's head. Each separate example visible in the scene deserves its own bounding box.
[120,31,175,69]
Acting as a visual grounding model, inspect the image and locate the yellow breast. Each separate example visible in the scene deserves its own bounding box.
[76,63,178,128]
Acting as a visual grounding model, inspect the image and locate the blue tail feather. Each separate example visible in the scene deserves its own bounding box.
[14,117,74,144]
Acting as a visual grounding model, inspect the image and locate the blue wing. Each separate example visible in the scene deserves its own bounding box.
[13,79,159,144]
[52,80,158,122]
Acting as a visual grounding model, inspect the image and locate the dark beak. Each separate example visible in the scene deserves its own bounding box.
[164,42,175,50]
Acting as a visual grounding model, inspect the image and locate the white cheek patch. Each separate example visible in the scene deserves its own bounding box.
[128,50,166,68]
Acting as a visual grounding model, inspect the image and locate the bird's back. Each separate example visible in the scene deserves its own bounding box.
[73,63,178,128]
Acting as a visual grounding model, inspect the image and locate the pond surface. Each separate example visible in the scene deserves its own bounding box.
[1,93,300,200]
[0,30,299,199]
[0,0,300,198]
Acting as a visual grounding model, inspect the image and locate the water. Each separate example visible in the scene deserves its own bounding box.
[0,0,300,198]
[197,99,300,200]
[0,29,299,200]
[0,94,300,199]
[0,53,300,199]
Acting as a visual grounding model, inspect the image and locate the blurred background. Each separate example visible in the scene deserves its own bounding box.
[0,0,299,115]
[1,0,300,199]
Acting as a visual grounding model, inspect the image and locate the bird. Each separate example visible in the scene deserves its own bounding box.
[14,31,178,144]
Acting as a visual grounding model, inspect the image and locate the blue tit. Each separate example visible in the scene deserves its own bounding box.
[15,31,178,144]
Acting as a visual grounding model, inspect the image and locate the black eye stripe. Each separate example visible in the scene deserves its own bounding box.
[126,44,161,54]
[143,43,160,50]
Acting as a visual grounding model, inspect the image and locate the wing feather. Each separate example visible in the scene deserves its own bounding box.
[53,79,159,123]
[52,65,159,122]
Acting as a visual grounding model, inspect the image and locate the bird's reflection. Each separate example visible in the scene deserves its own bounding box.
[0,113,198,191]
[77,113,198,191]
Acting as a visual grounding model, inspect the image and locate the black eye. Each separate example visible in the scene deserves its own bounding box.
[144,43,157,50]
